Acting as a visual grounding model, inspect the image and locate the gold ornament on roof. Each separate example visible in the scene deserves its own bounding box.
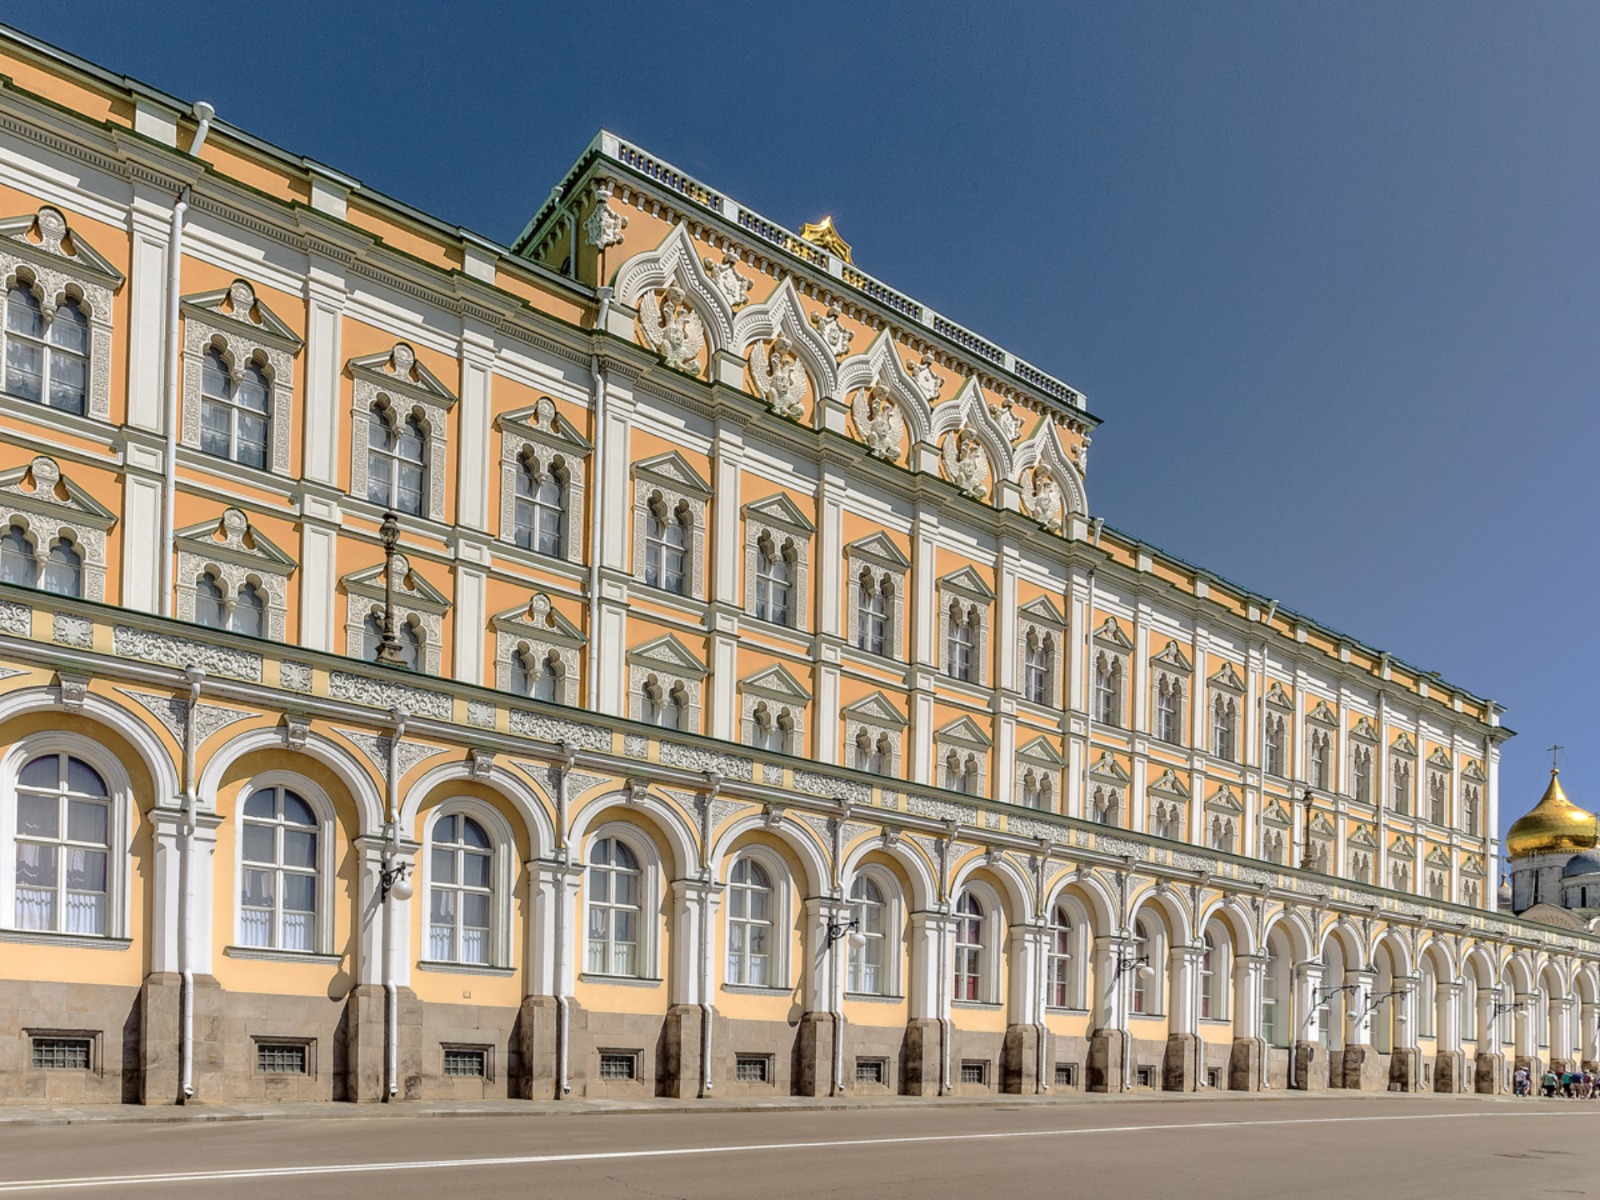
[799,216,851,263]
[1505,768,1598,859]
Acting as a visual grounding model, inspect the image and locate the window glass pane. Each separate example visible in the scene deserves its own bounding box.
[67,799,108,845]
[41,542,80,597]
[17,793,58,837]
[65,848,106,892]
[241,824,276,864]
[243,788,276,819]
[1,527,35,586]
[49,303,88,353]
[366,452,391,506]
[237,366,270,412]
[48,349,86,414]
[432,846,455,884]
[15,841,56,886]
[20,755,58,790]
[231,586,265,637]
[241,868,273,907]
[195,574,225,627]
[461,817,491,849]
[201,349,230,398]
[396,463,424,516]
[430,887,456,925]
[236,414,268,469]
[463,853,491,890]
[280,791,315,826]
[281,829,316,870]
[7,286,44,336]
[4,337,41,402]
[462,892,489,929]
[281,873,316,914]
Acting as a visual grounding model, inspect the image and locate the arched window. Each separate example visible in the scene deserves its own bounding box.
[1155,676,1182,744]
[726,856,775,986]
[749,703,794,754]
[428,812,493,965]
[586,837,642,977]
[754,534,794,626]
[946,601,976,683]
[848,873,889,996]
[1392,761,1412,816]
[531,652,562,702]
[367,402,426,516]
[953,890,985,1001]
[1461,975,1477,1042]
[1463,785,1481,836]
[362,612,420,670]
[1210,815,1236,854]
[0,525,35,587]
[1130,918,1153,1014]
[1200,930,1220,1019]
[199,347,270,469]
[1418,959,1437,1039]
[643,495,689,594]
[1264,715,1286,777]
[1094,654,1121,727]
[1263,934,1288,1048]
[1263,827,1286,864]
[194,572,225,628]
[513,453,566,557]
[232,581,265,638]
[640,676,685,730]
[1429,776,1447,825]
[857,570,889,656]
[1092,786,1118,826]
[1048,903,1076,1008]
[1211,696,1237,761]
[4,285,89,414]
[1352,745,1374,804]
[239,785,319,952]
[13,752,110,934]
[39,538,80,598]
[854,730,889,774]
[1021,770,1042,809]
[1310,730,1331,789]
[1023,629,1051,705]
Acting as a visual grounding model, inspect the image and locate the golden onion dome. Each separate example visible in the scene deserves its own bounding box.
[1506,770,1598,859]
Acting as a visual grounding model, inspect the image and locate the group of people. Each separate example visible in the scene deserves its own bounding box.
[1514,1066,1599,1098]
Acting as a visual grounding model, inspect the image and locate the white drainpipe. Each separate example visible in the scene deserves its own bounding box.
[584,348,607,710]
[384,707,407,1100]
[1258,599,1277,1091]
[177,664,204,1100]
[159,102,213,617]
[553,742,576,1097]
[698,773,720,1097]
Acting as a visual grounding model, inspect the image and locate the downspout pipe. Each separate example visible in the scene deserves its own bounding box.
[383,707,407,1100]
[1258,600,1277,1092]
[159,101,214,618]
[553,741,577,1097]
[584,351,607,710]
[698,772,720,1098]
[177,665,204,1101]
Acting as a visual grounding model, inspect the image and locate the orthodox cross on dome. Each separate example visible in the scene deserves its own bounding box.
[1550,744,1565,771]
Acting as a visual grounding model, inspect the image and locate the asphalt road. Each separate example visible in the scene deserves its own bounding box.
[1,1096,1596,1198]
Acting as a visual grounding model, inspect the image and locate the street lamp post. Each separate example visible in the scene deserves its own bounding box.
[375,510,407,668]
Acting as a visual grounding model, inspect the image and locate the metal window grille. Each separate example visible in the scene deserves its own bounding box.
[855,1058,887,1085]
[257,1043,308,1075]
[443,1048,486,1078]
[599,1052,638,1081]
[32,1037,90,1070]
[959,1060,988,1086]
[735,1055,770,1083]
[1135,1066,1156,1088]
[1207,1068,1223,1089]
[1053,1063,1077,1088]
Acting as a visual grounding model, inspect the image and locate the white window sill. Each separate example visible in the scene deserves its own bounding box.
[580,972,663,988]
[1045,1006,1090,1016]
[0,929,129,951]
[417,959,514,977]
[225,945,340,966]
[721,983,792,997]
[845,991,906,1004]
[952,1000,1003,1011]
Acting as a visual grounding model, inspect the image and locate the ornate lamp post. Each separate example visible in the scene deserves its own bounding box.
[1299,788,1319,871]
[375,510,408,668]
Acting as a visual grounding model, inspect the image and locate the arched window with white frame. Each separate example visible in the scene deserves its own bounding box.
[1211,695,1237,761]
[9,750,113,935]
[847,870,895,996]
[1094,653,1122,727]
[3,280,89,414]
[1262,929,1290,1048]
[1391,759,1412,816]
[1155,675,1183,744]
[513,451,567,558]
[753,532,795,626]
[1264,714,1286,777]
[1022,629,1052,705]
[366,400,426,516]
[427,810,496,966]
[725,854,778,987]
[1418,957,1438,1039]
[857,569,891,656]
[953,889,987,1002]
[1047,900,1083,1009]
[1200,928,1223,1020]
[199,345,270,469]
[239,783,322,953]
[1309,729,1331,790]
[1352,744,1374,804]
[586,833,647,978]
[643,493,690,595]
[1130,917,1155,1014]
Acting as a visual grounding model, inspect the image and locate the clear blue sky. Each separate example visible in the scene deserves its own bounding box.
[22,2,1599,840]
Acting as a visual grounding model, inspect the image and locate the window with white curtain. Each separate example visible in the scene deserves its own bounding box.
[753,533,794,626]
[726,856,776,986]
[1094,653,1122,726]
[366,401,426,516]
[643,495,690,594]
[239,785,318,952]
[848,873,890,996]
[1022,629,1052,705]
[513,452,566,557]
[1048,903,1076,1008]
[428,812,493,965]
[3,284,88,413]
[13,753,110,935]
[587,837,642,977]
[199,346,270,469]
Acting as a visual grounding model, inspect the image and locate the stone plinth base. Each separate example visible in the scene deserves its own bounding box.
[902,1018,943,1096]
[1087,1028,1126,1093]
[1341,1045,1389,1091]
[1432,1049,1466,1093]
[1162,1032,1199,1092]
[1002,1023,1040,1094]
[1228,1036,1264,1091]
[1292,1041,1328,1090]
[795,1012,835,1097]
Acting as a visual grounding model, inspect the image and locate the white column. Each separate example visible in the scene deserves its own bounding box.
[454,336,496,532]
[297,495,342,652]
[1233,952,1266,1042]
[301,265,347,487]
[1092,934,1131,1033]
[120,446,164,613]
[707,424,743,741]
[1393,975,1419,1050]
[148,809,183,974]
[1008,924,1047,1027]
[667,879,719,1008]
[907,910,950,1023]
[451,537,490,686]
[1168,943,1202,1037]
[526,859,579,998]
[1437,981,1462,1054]
[1293,960,1324,1044]
[125,196,172,432]
[1346,967,1378,1047]
[1549,995,1575,1063]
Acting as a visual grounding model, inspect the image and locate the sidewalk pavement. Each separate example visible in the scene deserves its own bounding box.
[0,1086,1525,1127]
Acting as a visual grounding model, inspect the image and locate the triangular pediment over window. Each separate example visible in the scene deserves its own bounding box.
[1019,596,1065,628]
[1016,736,1064,769]
[0,456,116,530]
[739,663,811,703]
[1427,747,1452,771]
[842,691,906,729]
[499,397,592,452]
[1351,716,1378,742]
[1208,662,1245,692]
[1392,732,1416,756]
[1311,813,1340,838]
[1090,751,1129,783]
[0,205,124,285]
[1207,785,1244,814]
[1308,699,1338,727]
[1149,768,1190,798]
[742,492,814,534]
[1347,823,1378,848]
[348,343,457,407]
[633,449,712,497]
[1462,855,1485,877]
[342,555,450,612]
[936,715,993,750]
[492,592,585,644]
[174,507,296,571]
[845,531,911,571]
[937,566,995,602]
[1462,760,1486,783]
[1266,681,1293,709]
[626,633,707,678]
[1390,835,1415,856]
[181,279,302,349]
[1426,846,1451,868]
[1151,640,1191,672]
[1093,617,1132,650]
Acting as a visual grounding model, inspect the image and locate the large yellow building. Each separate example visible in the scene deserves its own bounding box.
[0,22,1590,1107]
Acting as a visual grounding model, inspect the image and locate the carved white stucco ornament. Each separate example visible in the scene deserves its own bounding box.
[749,333,807,419]
[1073,434,1090,473]
[583,181,628,250]
[703,251,752,309]
[993,402,1023,442]
[809,303,854,359]
[851,376,905,461]
[1019,464,1064,532]
[941,428,988,498]
[906,353,943,401]
[638,283,706,374]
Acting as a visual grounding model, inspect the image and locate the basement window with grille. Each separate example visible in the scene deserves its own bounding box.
[31,1036,92,1070]
[735,1055,771,1084]
[443,1047,487,1078]
[959,1060,989,1086]
[856,1058,888,1086]
[1135,1065,1156,1089]
[256,1042,309,1075]
[599,1051,639,1081]
[1053,1062,1078,1088]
